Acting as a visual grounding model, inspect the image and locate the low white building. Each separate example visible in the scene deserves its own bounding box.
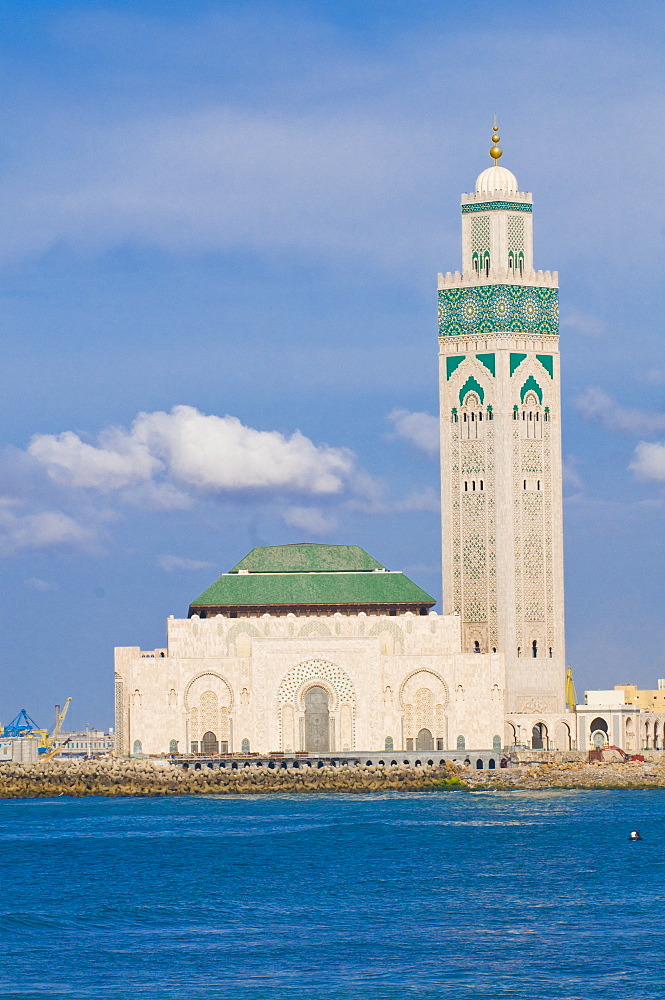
[576,689,665,752]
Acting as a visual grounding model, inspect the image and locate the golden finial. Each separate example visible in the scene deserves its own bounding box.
[490,114,502,162]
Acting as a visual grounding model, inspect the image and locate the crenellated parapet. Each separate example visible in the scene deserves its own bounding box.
[438,269,558,290]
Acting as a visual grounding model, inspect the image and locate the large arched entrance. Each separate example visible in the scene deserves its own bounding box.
[532,723,548,750]
[416,728,434,751]
[201,731,219,755]
[590,717,608,748]
[305,686,330,752]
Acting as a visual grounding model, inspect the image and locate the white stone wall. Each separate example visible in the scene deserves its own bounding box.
[115,611,507,755]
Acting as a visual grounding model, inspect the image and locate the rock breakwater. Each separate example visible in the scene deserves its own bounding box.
[0,759,464,798]
[2,757,665,799]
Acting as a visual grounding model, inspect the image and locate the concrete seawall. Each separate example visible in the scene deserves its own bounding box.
[3,756,665,797]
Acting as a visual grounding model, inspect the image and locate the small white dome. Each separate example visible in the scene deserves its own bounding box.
[475,164,519,197]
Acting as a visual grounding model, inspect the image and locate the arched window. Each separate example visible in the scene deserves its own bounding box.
[385,736,394,751]
[474,640,481,653]
[456,736,465,750]
[132,740,142,755]
[517,647,521,657]
[464,481,468,491]
[480,480,484,490]
[168,739,178,754]
[549,647,553,658]
[532,640,538,658]
[537,480,541,490]
[472,481,476,491]
[241,738,250,753]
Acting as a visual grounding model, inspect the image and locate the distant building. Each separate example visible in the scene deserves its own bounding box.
[614,681,665,713]
[578,689,665,751]
[56,729,115,759]
[0,737,39,763]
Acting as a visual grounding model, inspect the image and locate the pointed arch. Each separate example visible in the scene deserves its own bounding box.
[520,375,543,404]
[459,375,485,405]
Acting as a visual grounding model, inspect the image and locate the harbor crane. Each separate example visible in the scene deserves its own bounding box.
[2,698,72,754]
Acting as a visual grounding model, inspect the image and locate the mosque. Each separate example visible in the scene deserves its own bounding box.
[114,125,662,757]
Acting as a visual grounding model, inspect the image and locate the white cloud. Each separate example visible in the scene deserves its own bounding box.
[282,506,337,536]
[25,577,57,592]
[28,405,357,499]
[387,409,439,457]
[630,442,665,482]
[0,106,442,269]
[158,554,214,572]
[28,427,159,491]
[346,486,440,516]
[576,388,665,435]
[561,312,606,338]
[0,504,97,557]
[562,457,585,492]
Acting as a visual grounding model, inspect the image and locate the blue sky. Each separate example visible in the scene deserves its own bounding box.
[1,0,664,730]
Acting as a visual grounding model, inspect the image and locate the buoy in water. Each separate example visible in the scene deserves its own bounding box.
[629,830,643,841]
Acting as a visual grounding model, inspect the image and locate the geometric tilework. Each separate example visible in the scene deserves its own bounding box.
[461,201,532,214]
[510,352,528,375]
[459,375,485,405]
[520,376,543,404]
[446,355,465,379]
[438,284,558,337]
[536,354,554,378]
[476,353,496,376]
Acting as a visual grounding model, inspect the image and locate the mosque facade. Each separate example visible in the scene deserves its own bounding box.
[115,127,624,756]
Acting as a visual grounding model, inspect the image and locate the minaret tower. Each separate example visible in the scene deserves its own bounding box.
[438,121,565,713]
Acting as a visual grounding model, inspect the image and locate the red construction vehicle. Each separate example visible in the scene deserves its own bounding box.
[588,745,645,763]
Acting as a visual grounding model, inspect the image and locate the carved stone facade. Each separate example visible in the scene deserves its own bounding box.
[114,610,507,756]
[438,141,566,717]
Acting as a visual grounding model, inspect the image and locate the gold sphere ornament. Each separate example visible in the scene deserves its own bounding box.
[490,144,502,160]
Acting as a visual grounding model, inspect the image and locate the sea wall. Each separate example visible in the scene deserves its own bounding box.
[3,756,665,797]
[0,759,464,798]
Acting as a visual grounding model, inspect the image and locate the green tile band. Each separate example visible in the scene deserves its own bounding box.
[438,284,558,337]
[461,201,532,214]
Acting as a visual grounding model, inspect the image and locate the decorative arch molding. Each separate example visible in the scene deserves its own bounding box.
[184,671,234,711]
[298,621,332,638]
[459,375,485,405]
[224,621,261,653]
[398,668,449,710]
[278,659,356,751]
[296,678,339,712]
[520,375,543,404]
[277,659,356,708]
[368,620,405,651]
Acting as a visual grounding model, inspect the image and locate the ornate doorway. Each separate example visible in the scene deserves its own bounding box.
[305,686,330,752]
[416,728,433,751]
[201,731,219,755]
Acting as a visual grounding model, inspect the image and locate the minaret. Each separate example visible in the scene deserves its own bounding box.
[438,121,566,713]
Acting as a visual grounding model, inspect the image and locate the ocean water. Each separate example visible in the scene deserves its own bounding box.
[0,790,662,1000]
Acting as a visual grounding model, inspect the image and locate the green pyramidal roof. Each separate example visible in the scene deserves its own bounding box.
[190,543,435,613]
[229,543,384,574]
